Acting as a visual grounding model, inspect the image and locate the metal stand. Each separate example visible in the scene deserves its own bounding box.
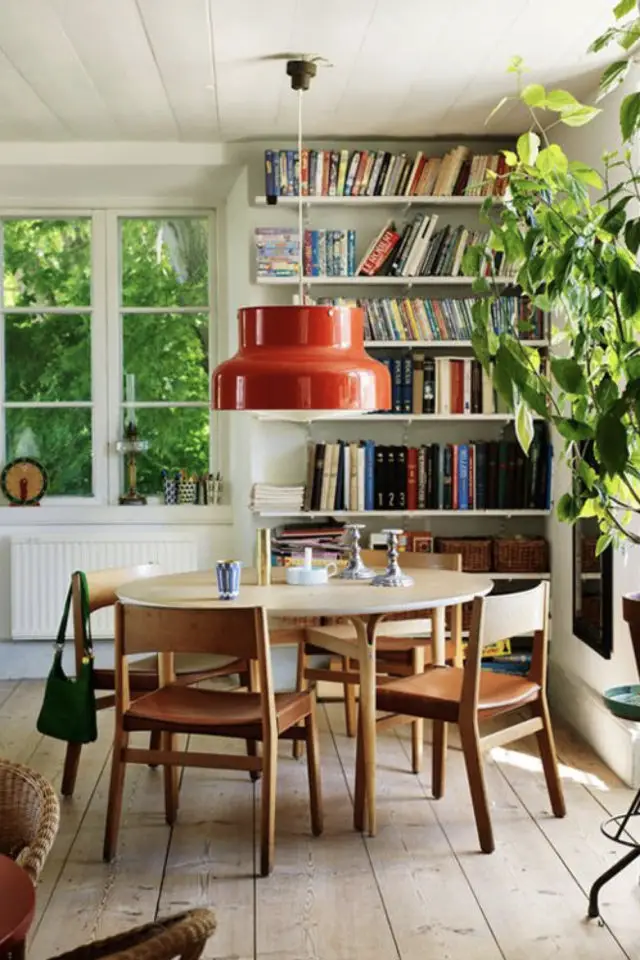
[338,524,376,580]
[370,529,414,588]
[588,786,640,919]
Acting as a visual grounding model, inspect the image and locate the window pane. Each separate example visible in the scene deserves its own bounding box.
[132,407,209,495]
[121,218,209,307]
[4,219,91,307]
[6,407,92,496]
[122,313,208,402]
[5,313,91,402]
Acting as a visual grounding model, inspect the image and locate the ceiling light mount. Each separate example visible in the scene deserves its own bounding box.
[286,58,317,92]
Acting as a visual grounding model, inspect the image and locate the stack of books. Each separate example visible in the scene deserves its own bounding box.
[303,229,356,276]
[264,147,510,198]
[313,297,545,342]
[251,483,305,513]
[303,427,552,513]
[376,354,498,415]
[357,217,494,278]
[255,227,299,278]
[270,522,346,566]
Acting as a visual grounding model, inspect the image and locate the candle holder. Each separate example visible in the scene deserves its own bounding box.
[116,421,149,505]
[338,524,376,580]
[370,529,414,587]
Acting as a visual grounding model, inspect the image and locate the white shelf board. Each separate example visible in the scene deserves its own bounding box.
[491,572,551,580]
[253,509,550,518]
[581,572,601,581]
[257,275,514,287]
[364,340,549,349]
[255,195,498,207]
[255,413,537,424]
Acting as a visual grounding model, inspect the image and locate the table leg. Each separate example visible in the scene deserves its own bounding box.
[350,614,381,837]
[432,606,446,666]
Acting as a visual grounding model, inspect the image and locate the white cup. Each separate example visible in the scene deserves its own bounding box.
[286,563,338,586]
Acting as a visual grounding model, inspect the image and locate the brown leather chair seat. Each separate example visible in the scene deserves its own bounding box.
[125,684,312,736]
[377,666,540,722]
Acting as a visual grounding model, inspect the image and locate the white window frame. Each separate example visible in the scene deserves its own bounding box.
[0,207,218,505]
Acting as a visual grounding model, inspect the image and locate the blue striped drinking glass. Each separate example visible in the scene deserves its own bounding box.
[216,560,242,600]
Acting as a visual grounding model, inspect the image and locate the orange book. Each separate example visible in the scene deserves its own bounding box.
[352,151,370,196]
[407,447,418,510]
[322,150,331,196]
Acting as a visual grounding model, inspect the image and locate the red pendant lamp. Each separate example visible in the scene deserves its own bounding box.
[211,58,391,414]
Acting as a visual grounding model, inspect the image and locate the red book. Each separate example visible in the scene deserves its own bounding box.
[322,150,331,196]
[452,444,459,510]
[407,447,418,510]
[300,149,309,196]
[408,155,427,195]
[450,359,464,414]
[359,230,401,276]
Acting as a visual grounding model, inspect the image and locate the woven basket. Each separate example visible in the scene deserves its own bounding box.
[0,760,60,884]
[582,537,600,573]
[493,537,548,574]
[435,538,492,572]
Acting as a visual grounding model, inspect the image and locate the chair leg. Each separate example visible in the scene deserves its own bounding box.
[535,697,566,818]
[148,730,162,769]
[293,643,307,760]
[260,734,278,877]
[432,720,447,799]
[103,732,129,862]
[163,732,179,826]
[411,645,426,773]
[247,739,262,781]
[305,701,324,836]
[459,720,494,853]
[353,707,366,832]
[61,741,83,797]
[343,658,357,738]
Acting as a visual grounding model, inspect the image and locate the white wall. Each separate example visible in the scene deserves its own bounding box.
[549,76,640,783]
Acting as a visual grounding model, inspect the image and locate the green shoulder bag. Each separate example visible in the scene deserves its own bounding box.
[37,571,98,744]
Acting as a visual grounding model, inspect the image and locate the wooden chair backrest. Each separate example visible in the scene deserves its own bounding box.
[462,582,549,718]
[360,550,462,572]
[114,602,275,726]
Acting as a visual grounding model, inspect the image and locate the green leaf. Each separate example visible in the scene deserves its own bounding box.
[608,253,632,292]
[536,143,568,176]
[521,83,546,107]
[619,17,640,49]
[515,400,534,454]
[620,91,640,140]
[596,534,613,557]
[507,55,525,74]
[596,413,629,475]
[560,106,601,127]
[502,149,518,167]
[589,27,616,53]
[550,357,588,395]
[622,270,640,317]
[517,131,540,166]
[598,59,631,100]
[545,89,579,110]
[568,161,603,188]
[553,417,594,441]
[486,96,510,126]
[472,276,491,294]
[461,245,482,276]
[520,381,550,419]
[557,492,582,522]
[596,375,620,411]
[614,0,636,19]
[625,218,640,254]
[602,197,630,234]
[579,498,598,518]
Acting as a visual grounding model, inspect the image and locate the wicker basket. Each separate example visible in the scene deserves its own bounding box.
[435,538,492,572]
[493,537,548,574]
[582,537,600,573]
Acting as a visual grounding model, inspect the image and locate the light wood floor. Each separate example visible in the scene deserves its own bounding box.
[3,679,640,960]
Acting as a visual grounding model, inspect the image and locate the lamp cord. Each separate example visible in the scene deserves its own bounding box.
[297,87,305,306]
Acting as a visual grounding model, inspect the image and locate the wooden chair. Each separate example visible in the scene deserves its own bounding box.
[47,908,216,960]
[356,581,566,850]
[61,565,248,798]
[103,602,323,876]
[295,550,463,773]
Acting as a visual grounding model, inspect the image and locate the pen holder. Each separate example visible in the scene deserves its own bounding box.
[162,478,178,505]
[207,477,222,505]
[177,480,198,504]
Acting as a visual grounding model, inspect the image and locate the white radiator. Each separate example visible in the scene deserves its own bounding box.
[10,536,199,640]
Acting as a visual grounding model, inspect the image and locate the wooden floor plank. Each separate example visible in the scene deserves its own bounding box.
[327,703,504,960]
[157,734,256,960]
[255,706,399,960]
[0,679,17,709]
[0,680,47,763]
[401,724,628,960]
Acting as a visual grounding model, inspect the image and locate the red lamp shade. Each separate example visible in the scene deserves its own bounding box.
[212,305,391,412]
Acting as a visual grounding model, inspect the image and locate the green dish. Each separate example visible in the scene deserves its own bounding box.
[604,685,640,722]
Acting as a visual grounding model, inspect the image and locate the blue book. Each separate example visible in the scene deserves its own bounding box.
[347,230,356,275]
[286,150,296,195]
[264,149,278,197]
[458,444,470,510]
[392,357,403,413]
[364,440,375,511]
[310,231,320,276]
[402,354,412,414]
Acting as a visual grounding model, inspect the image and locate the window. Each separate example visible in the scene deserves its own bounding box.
[2,218,93,496]
[0,211,215,502]
[119,217,211,495]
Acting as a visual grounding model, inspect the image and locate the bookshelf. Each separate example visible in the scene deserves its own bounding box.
[364,340,548,349]
[255,414,543,424]
[255,195,501,208]
[254,509,550,518]
[257,276,514,287]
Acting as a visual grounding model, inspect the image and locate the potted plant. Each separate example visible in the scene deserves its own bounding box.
[463,0,640,651]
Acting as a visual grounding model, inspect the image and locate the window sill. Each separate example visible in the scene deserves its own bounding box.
[0,504,233,526]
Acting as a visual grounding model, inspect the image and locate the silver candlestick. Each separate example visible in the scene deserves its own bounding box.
[338,524,376,580]
[370,528,414,587]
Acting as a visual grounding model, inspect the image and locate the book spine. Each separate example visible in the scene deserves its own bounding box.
[417,445,427,509]
[279,151,288,195]
[475,443,487,510]
[497,440,509,509]
[344,152,360,196]
[397,445,407,510]
[358,444,366,511]
[310,443,324,510]
[322,150,331,196]
[423,357,435,414]
[451,444,459,510]
[407,447,418,510]
[468,443,475,509]
[458,444,469,510]
[328,150,339,196]
[365,440,375,511]
[337,149,350,196]
[386,446,396,509]
[300,148,309,196]
[359,230,400,276]
[392,358,403,413]
[347,230,356,276]
[286,149,296,195]
[402,354,412,414]
[463,359,472,414]
[264,149,277,197]
[309,151,317,196]
[442,445,452,509]
[334,441,345,511]
[318,229,326,275]
[375,444,386,509]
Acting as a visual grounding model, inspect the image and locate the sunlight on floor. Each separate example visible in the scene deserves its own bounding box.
[491,745,609,791]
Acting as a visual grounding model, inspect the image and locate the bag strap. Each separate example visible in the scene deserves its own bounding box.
[55,571,93,657]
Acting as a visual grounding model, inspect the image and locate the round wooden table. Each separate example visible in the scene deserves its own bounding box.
[117,568,493,836]
[0,855,35,958]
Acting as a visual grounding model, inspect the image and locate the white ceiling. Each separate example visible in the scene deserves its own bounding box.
[0,0,619,142]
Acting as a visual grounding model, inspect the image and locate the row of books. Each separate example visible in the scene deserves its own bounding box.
[303,229,356,277]
[379,355,501,416]
[315,297,546,343]
[304,431,552,513]
[264,146,510,198]
[358,217,498,278]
